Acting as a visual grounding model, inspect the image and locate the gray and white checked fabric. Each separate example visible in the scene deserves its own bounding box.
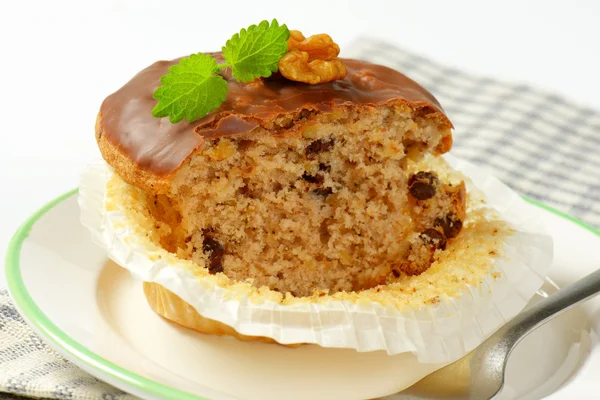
[0,290,135,400]
[2,39,600,400]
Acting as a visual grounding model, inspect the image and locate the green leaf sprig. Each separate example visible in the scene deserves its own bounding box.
[152,19,290,124]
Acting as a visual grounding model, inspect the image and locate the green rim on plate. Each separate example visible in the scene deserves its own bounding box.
[5,189,207,400]
[4,190,600,400]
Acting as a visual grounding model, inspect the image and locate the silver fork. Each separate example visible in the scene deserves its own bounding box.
[381,268,600,400]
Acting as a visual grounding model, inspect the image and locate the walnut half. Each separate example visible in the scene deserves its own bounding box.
[278,30,347,84]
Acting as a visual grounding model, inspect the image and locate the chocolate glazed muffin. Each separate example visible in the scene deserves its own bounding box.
[96,53,465,297]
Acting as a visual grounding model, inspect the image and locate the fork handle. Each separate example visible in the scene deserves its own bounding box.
[505,269,600,341]
[472,268,600,399]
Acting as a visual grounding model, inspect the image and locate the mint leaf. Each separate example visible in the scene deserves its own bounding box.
[222,19,290,82]
[152,20,291,123]
[152,53,228,123]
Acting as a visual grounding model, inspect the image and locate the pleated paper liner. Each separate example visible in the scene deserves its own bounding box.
[78,154,552,363]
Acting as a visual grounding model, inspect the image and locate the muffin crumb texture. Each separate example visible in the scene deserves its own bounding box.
[107,152,510,309]
[116,105,474,297]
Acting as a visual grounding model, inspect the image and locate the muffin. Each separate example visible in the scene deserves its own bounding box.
[97,53,468,298]
[81,26,550,359]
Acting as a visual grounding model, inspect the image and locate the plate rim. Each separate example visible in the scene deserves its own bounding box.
[4,189,600,400]
[5,189,206,400]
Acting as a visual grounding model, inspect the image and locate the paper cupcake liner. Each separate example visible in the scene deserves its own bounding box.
[78,155,552,363]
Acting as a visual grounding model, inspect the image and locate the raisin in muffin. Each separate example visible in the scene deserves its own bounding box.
[97,53,464,299]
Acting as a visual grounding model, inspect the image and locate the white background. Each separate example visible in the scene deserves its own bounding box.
[0,0,599,287]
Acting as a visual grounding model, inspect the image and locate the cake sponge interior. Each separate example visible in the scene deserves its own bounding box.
[135,104,464,297]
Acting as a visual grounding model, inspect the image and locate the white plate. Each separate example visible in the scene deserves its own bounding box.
[5,190,600,400]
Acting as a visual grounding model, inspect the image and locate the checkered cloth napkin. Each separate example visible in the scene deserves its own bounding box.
[1,39,599,400]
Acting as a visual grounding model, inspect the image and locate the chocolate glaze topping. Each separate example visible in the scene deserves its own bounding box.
[100,53,448,175]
